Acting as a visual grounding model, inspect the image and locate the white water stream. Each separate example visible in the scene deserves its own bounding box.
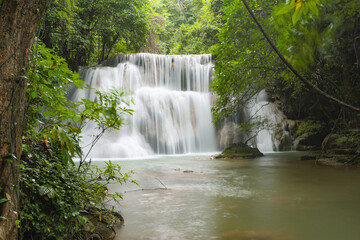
[244,90,289,152]
[70,54,218,158]
[69,53,290,159]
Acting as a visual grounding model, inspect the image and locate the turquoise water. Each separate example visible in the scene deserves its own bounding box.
[96,152,360,240]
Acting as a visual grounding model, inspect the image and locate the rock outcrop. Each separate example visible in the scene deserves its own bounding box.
[77,210,124,240]
[317,133,359,167]
[215,142,263,159]
[293,132,324,151]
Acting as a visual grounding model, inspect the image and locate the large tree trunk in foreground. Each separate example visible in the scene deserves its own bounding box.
[0,1,48,239]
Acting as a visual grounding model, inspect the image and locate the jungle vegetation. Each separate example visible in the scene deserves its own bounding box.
[0,0,359,239]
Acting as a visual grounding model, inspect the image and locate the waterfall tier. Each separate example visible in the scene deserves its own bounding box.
[217,90,292,152]
[70,53,218,158]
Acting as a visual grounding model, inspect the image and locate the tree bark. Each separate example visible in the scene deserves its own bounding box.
[241,0,360,113]
[0,1,48,240]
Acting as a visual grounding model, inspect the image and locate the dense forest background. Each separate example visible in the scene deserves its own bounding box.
[0,0,359,239]
[40,0,360,131]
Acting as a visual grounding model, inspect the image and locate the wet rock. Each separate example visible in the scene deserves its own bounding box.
[300,155,317,160]
[321,134,341,154]
[318,133,360,167]
[283,119,302,135]
[276,129,292,151]
[217,122,241,148]
[321,133,359,154]
[333,149,357,154]
[293,132,323,151]
[215,142,263,159]
[295,144,319,151]
[316,157,347,167]
[78,210,124,240]
[317,154,360,167]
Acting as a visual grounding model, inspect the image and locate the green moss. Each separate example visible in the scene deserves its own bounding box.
[335,129,360,149]
[215,142,263,159]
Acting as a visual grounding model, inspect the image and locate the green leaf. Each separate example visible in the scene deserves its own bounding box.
[68,125,81,134]
[292,5,304,24]
[65,0,71,9]
[307,1,319,17]
[0,199,8,204]
[15,219,21,228]
[31,91,37,99]
[77,215,88,226]
[276,2,296,15]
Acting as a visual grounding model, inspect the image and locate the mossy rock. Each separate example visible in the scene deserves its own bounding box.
[322,133,359,154]
[215,142,263,159]
[76,209,124,240]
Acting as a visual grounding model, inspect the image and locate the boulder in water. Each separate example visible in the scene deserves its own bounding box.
[215,142,263,159]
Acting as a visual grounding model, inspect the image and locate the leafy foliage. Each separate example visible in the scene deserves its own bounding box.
[295,120,324,137]
[75,89,134,169]
[25,40,83,135]
[270,0,360,126]
[20,41,135,239]
[211,0,282,121]
[335,129,360,157]
[20,141,136,240]
[212,0,359,137]
[170,0,221,54]
[20,141,83,240]
[276,0,319,25]
[39,0,150,70]
[144,0,222,54]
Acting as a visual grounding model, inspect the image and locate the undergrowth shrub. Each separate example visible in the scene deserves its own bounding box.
[295,120,324,137]
[19,40,135,239]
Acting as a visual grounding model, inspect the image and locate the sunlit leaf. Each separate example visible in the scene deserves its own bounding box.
[292,4,304,24]
[276,2,296,15]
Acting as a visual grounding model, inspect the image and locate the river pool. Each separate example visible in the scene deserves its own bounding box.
[95,152,360,240]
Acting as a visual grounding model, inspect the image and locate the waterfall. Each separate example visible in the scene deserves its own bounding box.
[243,90,291,152]
[70,53,218,158]
[217,90,291,152]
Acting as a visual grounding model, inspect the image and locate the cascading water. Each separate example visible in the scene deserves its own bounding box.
[242,90,291,152]
[217,89,292,152]
[244,90,278,151]
[69,53,218,158]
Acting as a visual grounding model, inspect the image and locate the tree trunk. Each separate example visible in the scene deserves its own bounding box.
[0,1,48,240]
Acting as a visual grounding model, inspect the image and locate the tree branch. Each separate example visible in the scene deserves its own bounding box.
[241,0,360,112]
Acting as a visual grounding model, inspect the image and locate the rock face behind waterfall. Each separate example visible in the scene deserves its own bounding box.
[215,142,263,159]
